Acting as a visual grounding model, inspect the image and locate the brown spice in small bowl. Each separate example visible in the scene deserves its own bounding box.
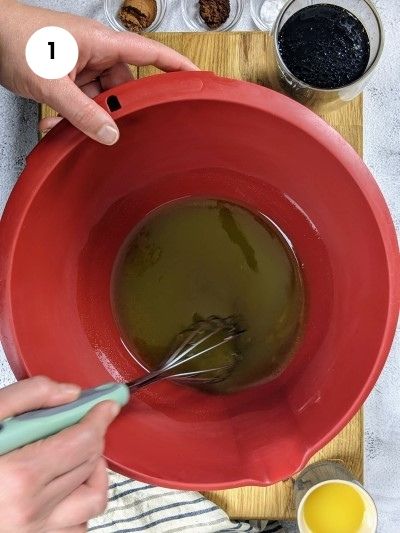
[199,0,230,30]
[119,0,157,33]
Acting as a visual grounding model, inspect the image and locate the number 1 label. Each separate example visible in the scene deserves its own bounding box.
[25,26,78,80]
[48,42,55,59]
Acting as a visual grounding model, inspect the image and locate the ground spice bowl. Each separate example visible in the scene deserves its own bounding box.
[181,0,244,31]
[104,0,167,32]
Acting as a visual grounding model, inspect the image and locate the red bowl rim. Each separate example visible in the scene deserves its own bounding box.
[1,72,399,489]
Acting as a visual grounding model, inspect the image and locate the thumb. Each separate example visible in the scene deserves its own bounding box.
[45,78,119,145]
[0,377,81,420]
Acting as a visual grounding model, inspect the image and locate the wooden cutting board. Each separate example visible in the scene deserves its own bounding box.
[41,32,363,521]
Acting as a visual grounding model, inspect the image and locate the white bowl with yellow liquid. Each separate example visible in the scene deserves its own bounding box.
[297,479,378,533]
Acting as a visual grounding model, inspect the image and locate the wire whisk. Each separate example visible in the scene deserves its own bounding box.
[127,316,244,391]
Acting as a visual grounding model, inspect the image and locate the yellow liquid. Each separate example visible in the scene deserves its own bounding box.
[112,199,305,393]
[303,482,365,533]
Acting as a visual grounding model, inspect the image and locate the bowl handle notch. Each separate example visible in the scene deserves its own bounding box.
[92,71,251,120]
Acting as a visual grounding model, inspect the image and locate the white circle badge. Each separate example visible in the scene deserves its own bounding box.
[25,26,79,80]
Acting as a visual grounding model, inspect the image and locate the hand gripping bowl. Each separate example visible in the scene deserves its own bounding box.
[1,72,398,489]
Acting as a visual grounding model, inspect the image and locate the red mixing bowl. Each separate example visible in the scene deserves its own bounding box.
[1,72,398,489]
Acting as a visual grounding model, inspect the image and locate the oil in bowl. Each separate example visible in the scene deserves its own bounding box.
[112,199,305,393]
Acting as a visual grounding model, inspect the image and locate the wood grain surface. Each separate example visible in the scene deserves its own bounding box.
[40,31,363,521]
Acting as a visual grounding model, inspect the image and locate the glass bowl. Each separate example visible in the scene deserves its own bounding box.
[181,0,244,32]
[250,0,287,31]
[271,0,384,111]
[104,0,167,32]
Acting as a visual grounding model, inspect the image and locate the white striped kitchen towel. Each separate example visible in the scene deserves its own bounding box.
[88,471,286,533]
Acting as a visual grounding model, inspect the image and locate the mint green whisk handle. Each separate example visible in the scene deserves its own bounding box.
[0,383,130,456]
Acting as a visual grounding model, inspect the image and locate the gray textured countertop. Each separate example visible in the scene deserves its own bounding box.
[0,1,399,531]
